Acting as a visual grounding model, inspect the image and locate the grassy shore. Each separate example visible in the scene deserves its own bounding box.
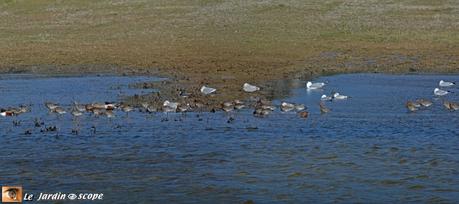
[1,0,458,103]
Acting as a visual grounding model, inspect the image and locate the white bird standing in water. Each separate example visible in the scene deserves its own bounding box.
[321,94,332,101]
[434,88,451,96]
[306,81,326,90]
[333,92,349,100]
[242,83,260,93]
[200,86,216,95]
[163,100,179,112]
[439,80,455,87]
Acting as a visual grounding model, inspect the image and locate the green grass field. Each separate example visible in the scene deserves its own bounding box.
[1,0,458,84]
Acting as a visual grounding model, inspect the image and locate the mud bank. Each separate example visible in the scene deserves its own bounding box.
[1,51,458,111]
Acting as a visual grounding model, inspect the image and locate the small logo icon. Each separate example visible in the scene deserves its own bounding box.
[68,193,77,200]
[2,186,23,203]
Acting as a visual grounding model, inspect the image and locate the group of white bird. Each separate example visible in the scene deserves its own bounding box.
[307,80,351,113]
[200,82,261,95]
[306,81,350,101]
[308,79,458,114]
[407,80,457,112]
[434,80,455,96]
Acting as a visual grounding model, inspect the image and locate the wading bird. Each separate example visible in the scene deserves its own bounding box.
[280,102,295,112]
[321,94,332,101]
[443,101,459,111]
[298,111,309,118]
[406,101,418,112]
[439,80,455,87]
[333,92,349,100]
[45,102,59,111]
[319,101,330,114]
[434,88,451,96]
[307,81,326,90]
[200,85,217,95]
[415,99,433,107]
[243,83,260,93]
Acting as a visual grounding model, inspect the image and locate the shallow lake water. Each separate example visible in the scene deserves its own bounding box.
[0,74,458,203]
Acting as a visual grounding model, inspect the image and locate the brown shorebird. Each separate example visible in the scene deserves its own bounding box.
[234,100,246,110]
[295,104,306,111]
[451,102,459,111]
[85,104,94,112]
[120,103,134,112]
[406,101,418,112]
[443,101,459,111]
[54,106,67,114]
[7,105,30,116]
[141,102,150,110]
[415,99,433,107]
[261,105,275,111]
[45,102,59,111]
[194,102,205,109]
[73,102,86,112]
[178,103,191,112]
[222,101,234,112]
[15,105,29,114]
[71,109,83,117]
[319,101,330,114]
[252,99,274,117]
[298,111,309,118]
[253,108,271,117]
[280,102,295,112]
[146,104,157,113]
[92,103,106,110]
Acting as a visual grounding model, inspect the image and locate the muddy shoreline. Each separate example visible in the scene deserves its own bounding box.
[1,52,458,111]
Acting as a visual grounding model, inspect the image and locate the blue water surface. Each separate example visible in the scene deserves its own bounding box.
[0,74,458,203]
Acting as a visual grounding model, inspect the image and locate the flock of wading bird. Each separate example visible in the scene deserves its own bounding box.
[406,80,458,112]
[0,82,344,120]
[1,79,456,120]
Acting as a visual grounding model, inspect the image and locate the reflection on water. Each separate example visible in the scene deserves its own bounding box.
[1,74,459,203]
[263,79,304,100]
